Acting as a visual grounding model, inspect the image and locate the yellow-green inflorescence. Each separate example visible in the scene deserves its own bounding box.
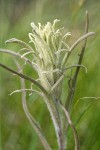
[29,19,71,99]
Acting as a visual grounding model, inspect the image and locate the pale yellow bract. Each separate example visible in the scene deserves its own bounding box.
[28,20,71,98]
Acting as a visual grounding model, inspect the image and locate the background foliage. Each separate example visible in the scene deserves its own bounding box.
[0,0,100,149]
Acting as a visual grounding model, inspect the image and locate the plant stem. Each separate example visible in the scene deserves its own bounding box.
[0,49,32,65]
[21,78,52,150]
[62,32,94,67]
[42,95,65,150]
[14,61,52,150]
[0,63,48,96]
[61,104,80,150]
[0,63,65,150]
[65,11,89,111]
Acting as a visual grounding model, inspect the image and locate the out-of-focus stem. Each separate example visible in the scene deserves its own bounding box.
[61,104,80,150]
[65,11,90,111]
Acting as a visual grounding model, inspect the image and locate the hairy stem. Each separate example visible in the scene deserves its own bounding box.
[43,96,65,150]
[15,61,52,150]
[21,79,51,150]
[0,63,65,150]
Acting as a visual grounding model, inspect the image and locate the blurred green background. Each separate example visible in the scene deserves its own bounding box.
[0,0,100,150]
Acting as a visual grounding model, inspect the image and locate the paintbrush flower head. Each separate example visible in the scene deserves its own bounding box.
[28,20,71,99]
